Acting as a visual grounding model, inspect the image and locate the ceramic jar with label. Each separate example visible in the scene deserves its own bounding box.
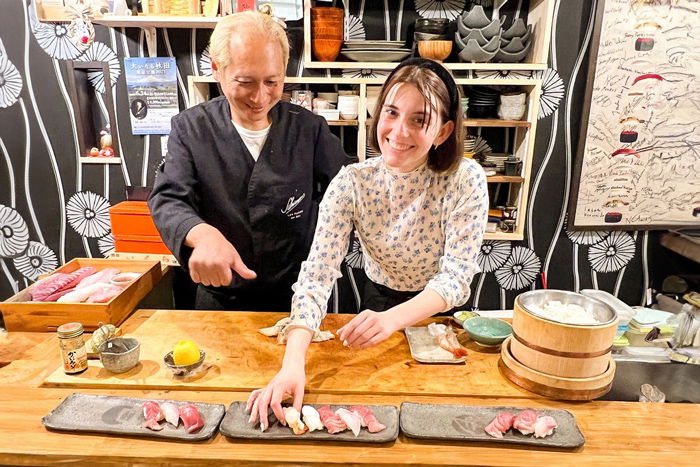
[57,322,88,374]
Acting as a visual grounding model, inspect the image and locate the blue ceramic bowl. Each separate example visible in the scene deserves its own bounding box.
[462,317,512,346]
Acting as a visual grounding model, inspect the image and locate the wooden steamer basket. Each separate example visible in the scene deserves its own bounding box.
[500,290,618,400]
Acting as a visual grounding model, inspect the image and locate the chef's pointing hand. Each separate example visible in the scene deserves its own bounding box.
[185,223,257,287]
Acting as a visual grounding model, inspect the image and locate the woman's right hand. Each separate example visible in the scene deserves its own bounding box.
[245,362,306,431]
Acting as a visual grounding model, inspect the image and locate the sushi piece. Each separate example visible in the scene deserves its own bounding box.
[178,404,204,433]
[484,411,515,438]
[439,326,468,358]
[160,402,180,427]
[301,406,325,432]
[349,405,386,433]
[513,409,539,435]
[142,401,164,431]
[335,408,362,437]
[283,407,307,435]
[317,405,347,434]
[534,415,558,438]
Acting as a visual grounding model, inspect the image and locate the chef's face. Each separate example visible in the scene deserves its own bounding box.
[377,83,453,173]
[213,33,285,130]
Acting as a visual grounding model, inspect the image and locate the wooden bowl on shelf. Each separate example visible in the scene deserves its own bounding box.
[311,7,344,18]
[417,40,453,62]
[312,39,343,62]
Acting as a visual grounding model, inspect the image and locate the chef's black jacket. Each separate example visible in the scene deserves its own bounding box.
[148,97,349,311]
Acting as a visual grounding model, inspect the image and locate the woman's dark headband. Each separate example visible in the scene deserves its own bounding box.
[385,58,460,120]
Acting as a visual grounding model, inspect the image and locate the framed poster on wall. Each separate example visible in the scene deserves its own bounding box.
[569,0,700,230]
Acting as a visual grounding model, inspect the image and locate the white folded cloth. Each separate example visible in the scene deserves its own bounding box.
[258,317,334,344]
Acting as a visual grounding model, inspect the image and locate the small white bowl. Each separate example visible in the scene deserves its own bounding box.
[318,109,340,121]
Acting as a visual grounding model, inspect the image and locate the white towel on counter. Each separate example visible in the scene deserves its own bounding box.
[258,317,335,344]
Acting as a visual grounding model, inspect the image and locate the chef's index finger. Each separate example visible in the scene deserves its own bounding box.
[269,388,287,426]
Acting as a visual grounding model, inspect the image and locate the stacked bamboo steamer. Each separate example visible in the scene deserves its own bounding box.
[500,290,618,400]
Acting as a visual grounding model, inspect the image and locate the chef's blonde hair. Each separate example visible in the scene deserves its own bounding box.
[209,11,290,71]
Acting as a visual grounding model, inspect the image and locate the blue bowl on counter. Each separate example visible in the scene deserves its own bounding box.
[462,317,512,346]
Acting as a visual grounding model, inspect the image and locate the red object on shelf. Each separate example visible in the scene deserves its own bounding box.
[236,0,255,12]
[109,201,170,254]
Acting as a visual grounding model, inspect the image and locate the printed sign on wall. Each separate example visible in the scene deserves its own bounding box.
[124,57,179,135]
[570,0,700,229]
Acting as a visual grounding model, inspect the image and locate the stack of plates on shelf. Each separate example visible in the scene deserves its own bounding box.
[341,41,412,62]
[468,86,500,118]
[484,153,509,172]
[464,135,477,153]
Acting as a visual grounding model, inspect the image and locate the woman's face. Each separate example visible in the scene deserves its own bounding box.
[377,82,454,173]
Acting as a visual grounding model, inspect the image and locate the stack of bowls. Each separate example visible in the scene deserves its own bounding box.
[498,92,526,120]
[414,18,451,61]
[467,86,500,118]
[311,7,344,62]
[495,18,533,63]
[455,6,503,62]
[500,290,619,401]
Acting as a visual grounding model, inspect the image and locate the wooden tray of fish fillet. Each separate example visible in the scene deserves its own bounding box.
[219,402,399,443]
[42,393,225,441]
[400,402,585,448]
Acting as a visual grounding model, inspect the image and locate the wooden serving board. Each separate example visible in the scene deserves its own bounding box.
[42,310,533,398]
[219,402,399,443]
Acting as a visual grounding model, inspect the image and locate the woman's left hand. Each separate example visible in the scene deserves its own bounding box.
[337,310,399,348]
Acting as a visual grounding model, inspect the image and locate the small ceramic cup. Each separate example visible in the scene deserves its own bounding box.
[337,95,359,120]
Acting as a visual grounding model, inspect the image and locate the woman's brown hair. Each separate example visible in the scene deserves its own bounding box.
[368,59,463,173]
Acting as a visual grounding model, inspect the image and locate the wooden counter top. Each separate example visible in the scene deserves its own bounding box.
[42,310,534,398]
[0,387,698,466]
[1,309,699,466]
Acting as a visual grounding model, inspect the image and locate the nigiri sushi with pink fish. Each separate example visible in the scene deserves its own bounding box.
[484,411,515,438]
[513,409,540,435]
[178,404,204,433]
[142,401,164,431]
[534,415,558,438]
[349,405,386,433]
[317,405,347,434]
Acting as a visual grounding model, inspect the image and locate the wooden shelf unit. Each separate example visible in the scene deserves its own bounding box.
[302,0,555,71]
[188,75,541,241]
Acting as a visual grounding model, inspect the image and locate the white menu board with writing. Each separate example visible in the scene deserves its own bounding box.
[570,0,700,229]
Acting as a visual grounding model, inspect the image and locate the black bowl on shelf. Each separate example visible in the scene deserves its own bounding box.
[468,104,497,119]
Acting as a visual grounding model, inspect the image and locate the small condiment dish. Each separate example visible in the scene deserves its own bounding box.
[462,317,512,347]
[164,350,206,376]
[98,337,140,373]
[452,310,480,327]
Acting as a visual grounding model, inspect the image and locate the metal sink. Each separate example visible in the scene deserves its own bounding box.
[602,360,700,403]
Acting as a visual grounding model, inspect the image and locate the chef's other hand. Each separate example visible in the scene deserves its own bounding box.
[185,223,257,287]
[245,363,305,431]
[337,309,398,349]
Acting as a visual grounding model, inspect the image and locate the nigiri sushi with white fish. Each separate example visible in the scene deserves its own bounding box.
[160,402,180,427]
[301,406,324,432]
[533,415,558,438]
[283,407,307,435]
[335,408,362,437]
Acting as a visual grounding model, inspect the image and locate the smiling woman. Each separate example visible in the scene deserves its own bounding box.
[249,58,489,432]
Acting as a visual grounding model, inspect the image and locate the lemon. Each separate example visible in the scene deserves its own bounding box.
[172,339,200,366]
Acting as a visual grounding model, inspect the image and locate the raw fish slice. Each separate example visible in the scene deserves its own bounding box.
[484,411,515,438]
[76,268,120,289]
[513,409,539,435]
[349,405,386,433]
[533,415,558,438]
[31,273,68,301]
[160,402,180,427]
[57,283,106,303]
[335,408,362,437]
[317,405,347,434]
[283,407,307,435]
[142,401,164,431]
[178,404,204,433]
[45,287,75,302]
[63,267,97,289]
[301,405,325,432]
[85,284,123,303]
